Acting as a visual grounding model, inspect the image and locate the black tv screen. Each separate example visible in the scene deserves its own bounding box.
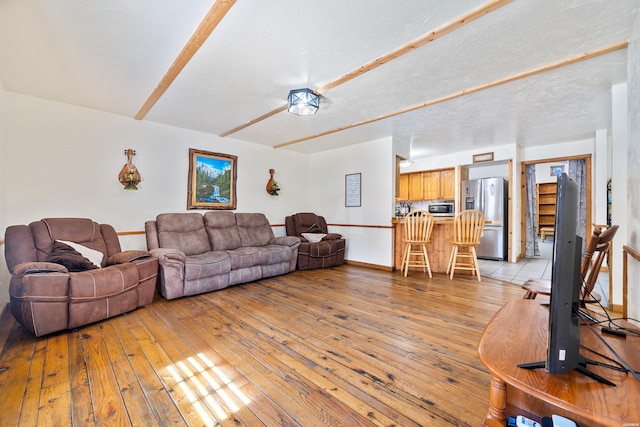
[546,173,583,374]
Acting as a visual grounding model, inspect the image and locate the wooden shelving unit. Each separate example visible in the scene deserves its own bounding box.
[536,182,557,237]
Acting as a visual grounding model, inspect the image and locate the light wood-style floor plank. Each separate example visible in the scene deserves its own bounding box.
[0,266,526,426]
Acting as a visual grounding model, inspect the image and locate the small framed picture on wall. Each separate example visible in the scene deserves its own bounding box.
[550,165,565,176]
[345,173,361,207]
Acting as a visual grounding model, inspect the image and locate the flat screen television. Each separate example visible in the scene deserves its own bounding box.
[519,173,614,385]
[546,172,582,374]
[518,173,620,386]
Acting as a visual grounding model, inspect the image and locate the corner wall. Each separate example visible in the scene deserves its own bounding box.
[627,10,640,320]
[0,79,8,306]
[308,137,395,267]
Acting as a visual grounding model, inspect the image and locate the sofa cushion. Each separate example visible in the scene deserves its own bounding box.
[235,213,274,247]
[183,251,231,281]
[156,213,210,256]
[48,241,98,272]
[204,211,242,250]
[68,263,139,299]
[226,247,262,270]
[30,218,109,266]
[259,245,293,265]
[286,212,329,236]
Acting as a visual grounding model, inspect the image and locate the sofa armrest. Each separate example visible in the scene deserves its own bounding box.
[12,261,69,276]
[149,248,187,264]
[269,236,302,248]
[107,250,151,265]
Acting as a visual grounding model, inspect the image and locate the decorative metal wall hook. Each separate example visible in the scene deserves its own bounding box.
[118,148,141,190]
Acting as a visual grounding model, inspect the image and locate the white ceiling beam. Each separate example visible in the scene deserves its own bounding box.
[274,40,629,149]
[135,0,237,120]
[219,0,514,138]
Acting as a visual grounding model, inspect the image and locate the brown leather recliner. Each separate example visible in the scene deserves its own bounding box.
[285,212,345,270]
[4,218,159,336]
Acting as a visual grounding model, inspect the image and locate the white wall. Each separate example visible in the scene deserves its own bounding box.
[0,91,398,306]
[309,137,395,267]
[520,138,594,162]
[611,83,629,308]
[0,91,311,305]
[593,129,608,226]
[0,79,8,306]
[532,161,568,185]
[4,93,311,228]
[627,11,640,321]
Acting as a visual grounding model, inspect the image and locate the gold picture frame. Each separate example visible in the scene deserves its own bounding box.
[187,148,237,210]
[550,165,565,176]
[472,152,494,163]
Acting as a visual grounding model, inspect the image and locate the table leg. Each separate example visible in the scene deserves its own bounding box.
[483,375,507,427]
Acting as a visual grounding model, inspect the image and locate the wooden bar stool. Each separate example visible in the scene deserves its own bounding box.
[401,210,435,278]
[522,225,618,304]
[447,210,485,281]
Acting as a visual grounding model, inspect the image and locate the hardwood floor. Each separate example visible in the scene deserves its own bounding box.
[0,265,525,426]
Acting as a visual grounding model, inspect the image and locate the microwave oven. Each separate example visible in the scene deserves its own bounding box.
[428,202,454,217]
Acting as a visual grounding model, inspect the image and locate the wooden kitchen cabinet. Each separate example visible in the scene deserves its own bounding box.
[408,173,424,200]
[422,168,455,200]
[399,168,456,201]
[397,174,409,200]
[422,171,441,200]
[440,169,455,199]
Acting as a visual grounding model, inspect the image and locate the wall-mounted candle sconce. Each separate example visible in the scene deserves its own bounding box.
[118,149,141,190]
[266,169,280,196]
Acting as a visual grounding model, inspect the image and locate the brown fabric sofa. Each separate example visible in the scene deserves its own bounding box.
[4,218,158,337]
[285,212,346,270]
[145,212,300,300]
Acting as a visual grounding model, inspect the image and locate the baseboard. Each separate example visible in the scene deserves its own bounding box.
[344,259,393,272]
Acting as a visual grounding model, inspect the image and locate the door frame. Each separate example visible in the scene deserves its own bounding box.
[519,154,592,259]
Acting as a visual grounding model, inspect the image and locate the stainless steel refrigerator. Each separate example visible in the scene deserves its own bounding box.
[461,177,508,260]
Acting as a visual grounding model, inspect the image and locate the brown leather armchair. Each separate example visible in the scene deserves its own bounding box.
[285,212,345,270]
[4,218,158,336]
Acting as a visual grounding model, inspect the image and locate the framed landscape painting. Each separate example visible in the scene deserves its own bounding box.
[187,148,237,210]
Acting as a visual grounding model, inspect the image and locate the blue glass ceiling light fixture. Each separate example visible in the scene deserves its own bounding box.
[287,88,320,115]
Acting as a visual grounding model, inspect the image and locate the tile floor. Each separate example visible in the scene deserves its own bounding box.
[478,237,610,306]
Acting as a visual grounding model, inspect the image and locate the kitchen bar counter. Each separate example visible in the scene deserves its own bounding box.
[393,217,454,273]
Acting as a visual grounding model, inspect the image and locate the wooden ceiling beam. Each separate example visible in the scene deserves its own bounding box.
[135,0,237,120]
[274,41,629,149]
[219,0,513,137]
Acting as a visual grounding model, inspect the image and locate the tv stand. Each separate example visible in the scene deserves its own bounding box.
[478,300,640,427]
[517,355,616,386]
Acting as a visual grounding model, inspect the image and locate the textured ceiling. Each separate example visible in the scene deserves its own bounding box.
[0,0,637,158]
